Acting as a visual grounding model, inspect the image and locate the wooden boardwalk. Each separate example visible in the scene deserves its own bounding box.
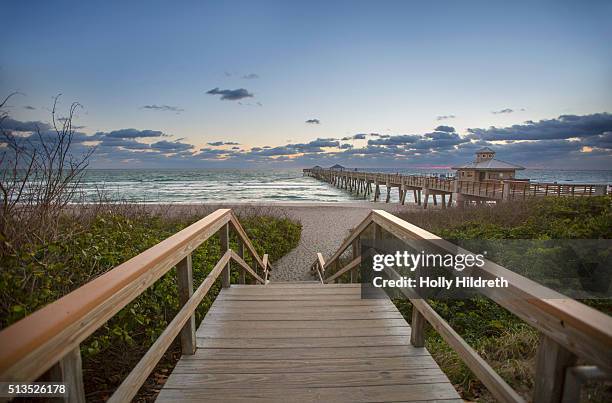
[157,283,461,402]
[2,208,611,402]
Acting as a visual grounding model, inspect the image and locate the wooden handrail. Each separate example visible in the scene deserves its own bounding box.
[231,250,265,284]
[386,267,525,403]
[320,209,612,402]
[229,214,267,271]
[317,253,326,273]
[325,255,361,284]
[0,209,269,395]
[262,254,269,283]
[109,250,232,402]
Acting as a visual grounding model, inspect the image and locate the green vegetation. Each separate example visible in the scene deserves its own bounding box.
[0,207,301,401]
[395,196,611,402]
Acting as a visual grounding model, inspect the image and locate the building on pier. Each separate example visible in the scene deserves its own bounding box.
[329,164,345,171]
[452,147,524,182]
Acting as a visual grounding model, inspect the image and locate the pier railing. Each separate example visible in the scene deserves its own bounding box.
[0,209,271,402]
[304,168,608,203]
[505,180,604,199]
[311,209,612,403]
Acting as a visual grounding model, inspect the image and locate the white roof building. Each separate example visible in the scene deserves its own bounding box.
[452,148,524,181]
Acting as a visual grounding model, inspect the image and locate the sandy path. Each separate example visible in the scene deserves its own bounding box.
[143,202,415,282]
[263,203,412,282]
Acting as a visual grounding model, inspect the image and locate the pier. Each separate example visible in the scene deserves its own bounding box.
[303,167,608,208]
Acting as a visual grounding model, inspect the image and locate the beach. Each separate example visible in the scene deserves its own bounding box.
[139,202,416,281]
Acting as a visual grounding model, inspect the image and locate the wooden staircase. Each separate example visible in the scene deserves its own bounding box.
[157,283,461,402]
[2,208,611,403]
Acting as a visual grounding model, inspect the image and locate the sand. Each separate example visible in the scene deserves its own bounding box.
[265,203,416,281]
[146,202,415,282]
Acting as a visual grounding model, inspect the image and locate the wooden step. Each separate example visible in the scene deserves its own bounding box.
[157,284,460,402]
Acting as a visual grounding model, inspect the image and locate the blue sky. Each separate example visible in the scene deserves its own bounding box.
[1,0,611,168]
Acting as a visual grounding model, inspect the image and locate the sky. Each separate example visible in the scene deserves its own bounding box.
[1,0,611,169]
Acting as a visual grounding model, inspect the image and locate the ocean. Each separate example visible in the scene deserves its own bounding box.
[79,168,612,204]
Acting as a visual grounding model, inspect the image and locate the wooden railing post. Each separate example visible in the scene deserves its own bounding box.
[351,237,359,283]
[219,223,230,288]
[176,254,196,355]
[502,181,511,201]
[410,307,425,347]
[46,346,86,403]
[534,334,577,403]
[238,242,245,284]
[373,222,382,245]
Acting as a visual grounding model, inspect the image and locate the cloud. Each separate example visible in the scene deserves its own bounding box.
[4,112,609,169]
[368,134,420,146]
[207,141,240,146]
[436,114,456,121]
[434,125,455,133]
[245,138,339,158]
[242,73,259,79]
[150,140,194,152]
[0,117,51,132]
[23,105,36,110]
[584,131,612,149]
[305,119,320,124]
[206,87,254,101]
[142,104,184,113]
[101,128,167,138]
[341,133,367,140]
[467,113,612,141]
[307,138,339,147]
[492,108,514,114]
[99,137,150,150]
[367,127,468,152]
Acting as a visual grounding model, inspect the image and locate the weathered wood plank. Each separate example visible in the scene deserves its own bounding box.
[217,294,366,301]
[196,325,410,338]
[198,318,410,329]
[172,356,439,374]
[219,287,361,295]
[196,335,412,349]
[201,311,404,321]
[211,299,393,308]
[183,345,433,361]
[163,368,449,389]
[157,384,461,403]
[207,304,400,314]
